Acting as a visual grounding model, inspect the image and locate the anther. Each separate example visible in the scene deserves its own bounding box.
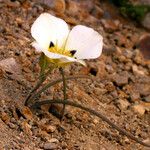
[49,41,54,48]
[70,50,77,56]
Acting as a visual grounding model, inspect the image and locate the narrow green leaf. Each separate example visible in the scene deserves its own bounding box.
[39,53,49,75]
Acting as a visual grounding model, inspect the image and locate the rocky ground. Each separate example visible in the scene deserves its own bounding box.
[0,0,150,149]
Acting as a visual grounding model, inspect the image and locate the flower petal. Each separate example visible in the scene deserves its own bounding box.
[31,13,69,50]
[66,25,103,59]
[32,41,43,52]
[59,58,86,66]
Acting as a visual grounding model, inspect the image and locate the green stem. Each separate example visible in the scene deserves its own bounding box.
[24,67,54,106]
[27,75,92,107]
[59,67,67,120]
[32,99,150,148]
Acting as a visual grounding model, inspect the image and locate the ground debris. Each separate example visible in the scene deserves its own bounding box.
[0,0,150,149]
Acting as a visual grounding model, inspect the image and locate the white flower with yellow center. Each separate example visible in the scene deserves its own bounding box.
[31,13,103,66]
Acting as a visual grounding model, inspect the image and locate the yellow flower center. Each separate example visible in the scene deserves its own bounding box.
[46,41,77,67]
[48,46,72,57]
[48,41,76,58]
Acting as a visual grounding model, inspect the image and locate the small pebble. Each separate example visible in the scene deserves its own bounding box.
[24,147,30,150]
[112,72,129,86]
[132,104,146,115]
[48,138,59,143]
[44,125,56,133]
[8,122,16,129]
[117,99,130,110]
[143,95,150,102]
[43,142,58,150]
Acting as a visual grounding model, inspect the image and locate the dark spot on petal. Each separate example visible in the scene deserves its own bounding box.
[70,50,77,56]
[49,41,54,48]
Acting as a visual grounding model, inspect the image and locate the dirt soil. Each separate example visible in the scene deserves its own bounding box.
[0,0,150,150]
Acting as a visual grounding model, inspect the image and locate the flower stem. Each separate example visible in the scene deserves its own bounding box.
[32,99,150,148]
[27,75,92,107]
[59,67,67,120]
[24,67,54,106]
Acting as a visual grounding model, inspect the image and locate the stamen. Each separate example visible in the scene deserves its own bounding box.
[49,41,54,48]
[70,50,77,56]
[48,43,76,58]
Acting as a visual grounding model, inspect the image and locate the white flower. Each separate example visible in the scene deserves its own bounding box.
[31,13,103,66]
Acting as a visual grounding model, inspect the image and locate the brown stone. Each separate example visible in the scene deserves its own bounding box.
[38,0,66,13]
[0,58,22,80]
[66,0,79,15]
[101,19,120,32]
[132,65,145,76]
[21,106,33,120]
[112,71,129,86]
[142,13,150,30]
[117,99,130,110]
[1,112,10,124]
[144,95,150,102]
[91,5,104,18]
[137,34,150,59]
[21,121,32,136]
[132,104,146,115]
[43,142,58,150]
[43,125,56,133]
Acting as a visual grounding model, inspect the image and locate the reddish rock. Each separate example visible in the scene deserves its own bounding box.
[21,106,33,120]
[137,34,150,59]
